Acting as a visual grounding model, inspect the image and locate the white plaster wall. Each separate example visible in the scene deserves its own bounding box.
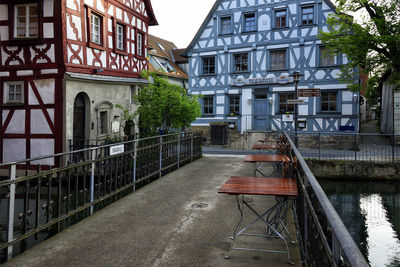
[43,0,54,17]
[0,4,8,21]
[64,79,138,149]
[31,139,54,165]
[31,109,52,134]
[3,139,26,163]
[5,110,25,134]
[29,79,55,105]
[342,104,353,115]
[0,26,8,41]
[241,88,252,133]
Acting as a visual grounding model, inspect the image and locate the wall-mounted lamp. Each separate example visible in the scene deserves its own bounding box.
[352,93,358,103]
[247,97,252,104]
[268,96,273,105]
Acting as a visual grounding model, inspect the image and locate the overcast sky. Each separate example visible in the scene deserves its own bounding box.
[148,0,216,48]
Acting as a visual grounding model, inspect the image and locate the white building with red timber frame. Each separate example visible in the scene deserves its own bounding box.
[0,0,157,166]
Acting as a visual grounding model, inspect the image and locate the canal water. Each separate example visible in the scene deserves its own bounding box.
[320,179,400,267]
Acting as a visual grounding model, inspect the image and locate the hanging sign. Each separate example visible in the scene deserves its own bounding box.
[298,88,321,97]
[110,144,124,156]
[231,74,294,87]
[287,99,305,104]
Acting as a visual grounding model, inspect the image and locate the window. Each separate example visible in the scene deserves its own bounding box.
[14,4,38,38]
[279,94,295,113]
[270,50,287,70]
[137,32,144,56]
[275,10,286,28]
[100,111,108,134]
[5,82,24,104]
[91,13,101,45]
[233,53,249,72]
[159,60,176,73]
[202,57,216,75]
[229,96,240,115]
[320,91,338,112]
[116,23,124,50]
[301,6,314,25]
[320,46,335,66]
[243,13,256,32]
[220,16,232,35]
[203,96,214,115]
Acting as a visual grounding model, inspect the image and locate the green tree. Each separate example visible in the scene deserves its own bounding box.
[319,0,400,104]
[134,71,201,136]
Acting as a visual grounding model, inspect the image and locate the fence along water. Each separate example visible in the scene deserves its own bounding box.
[284,132,369,266]
[0,132,202,262]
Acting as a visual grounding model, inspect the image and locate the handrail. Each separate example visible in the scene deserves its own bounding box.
[284,132,369,266]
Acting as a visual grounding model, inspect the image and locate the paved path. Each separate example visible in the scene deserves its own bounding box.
[5,156,300,267]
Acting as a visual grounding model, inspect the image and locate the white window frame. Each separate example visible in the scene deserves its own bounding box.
[5,82,24,104]
[137,32,143,56]
[91,13,101,45]
[116,23,124,50]
[14,4,39,38]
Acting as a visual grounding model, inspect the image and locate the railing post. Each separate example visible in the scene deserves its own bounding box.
[177,134,181,168]
[191,133,194,162]
[392,133,395,163]
[133,141,137,191]
[90,149,96,215]
[318,132,321,160]
[7,164,16,260]
[159,136,163,178]
[354,134,357,162]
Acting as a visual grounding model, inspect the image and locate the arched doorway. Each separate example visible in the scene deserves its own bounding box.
[73,93,86,150]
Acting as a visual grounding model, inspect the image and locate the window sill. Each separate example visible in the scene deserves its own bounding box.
[114,49,128,56]
[317,65,339,69]
[88,42,105,51]
[136,55,146,60]
[299,24,317,28]
[4,39,44,46]
[242,30,257,34]
[219,33,233,36]
[269,68,289,72]
[2,102,25,106]
[231,71,250,75]
[317,111,341,115]
[202,115,215,118]
[272,27,289,31]
[200,74,217,77]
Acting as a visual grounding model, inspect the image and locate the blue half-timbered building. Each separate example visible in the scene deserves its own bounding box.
[184,0,360,138]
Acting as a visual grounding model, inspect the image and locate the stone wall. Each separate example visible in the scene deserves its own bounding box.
[306,159,400,180]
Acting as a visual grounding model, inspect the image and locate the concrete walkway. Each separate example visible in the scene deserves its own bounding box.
[5,156,300,267]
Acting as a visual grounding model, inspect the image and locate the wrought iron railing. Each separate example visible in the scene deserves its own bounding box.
[284,132,369,266]
[0,132,202,262]
[293,132,400,163]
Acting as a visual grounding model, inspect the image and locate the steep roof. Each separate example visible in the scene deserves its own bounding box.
[170,49,188,63]
[184,0,339,56]
[144,0,158,26]
[148,34,188,80]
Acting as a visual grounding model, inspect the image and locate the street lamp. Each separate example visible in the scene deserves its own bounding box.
[289,71,303,147]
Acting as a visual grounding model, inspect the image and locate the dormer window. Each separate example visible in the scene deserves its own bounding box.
[14,4,38,38]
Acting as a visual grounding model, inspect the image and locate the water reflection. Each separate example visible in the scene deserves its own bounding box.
[320,180,400,267]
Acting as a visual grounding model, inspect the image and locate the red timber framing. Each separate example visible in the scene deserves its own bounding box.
[0,0,157,166]
[63,0,157,77]
[0,0,64,166]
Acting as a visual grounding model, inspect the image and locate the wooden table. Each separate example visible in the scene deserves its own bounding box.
[252,144,280,151]
[244,155,288,177]
[218,176,298,263]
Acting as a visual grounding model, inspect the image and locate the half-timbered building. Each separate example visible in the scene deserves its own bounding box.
[184,0,360,141]
[0,0,157,164]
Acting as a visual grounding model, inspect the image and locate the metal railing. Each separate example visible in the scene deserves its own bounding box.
[284,132,369,266]
[293,132,400,163]
[0,132,202,262]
